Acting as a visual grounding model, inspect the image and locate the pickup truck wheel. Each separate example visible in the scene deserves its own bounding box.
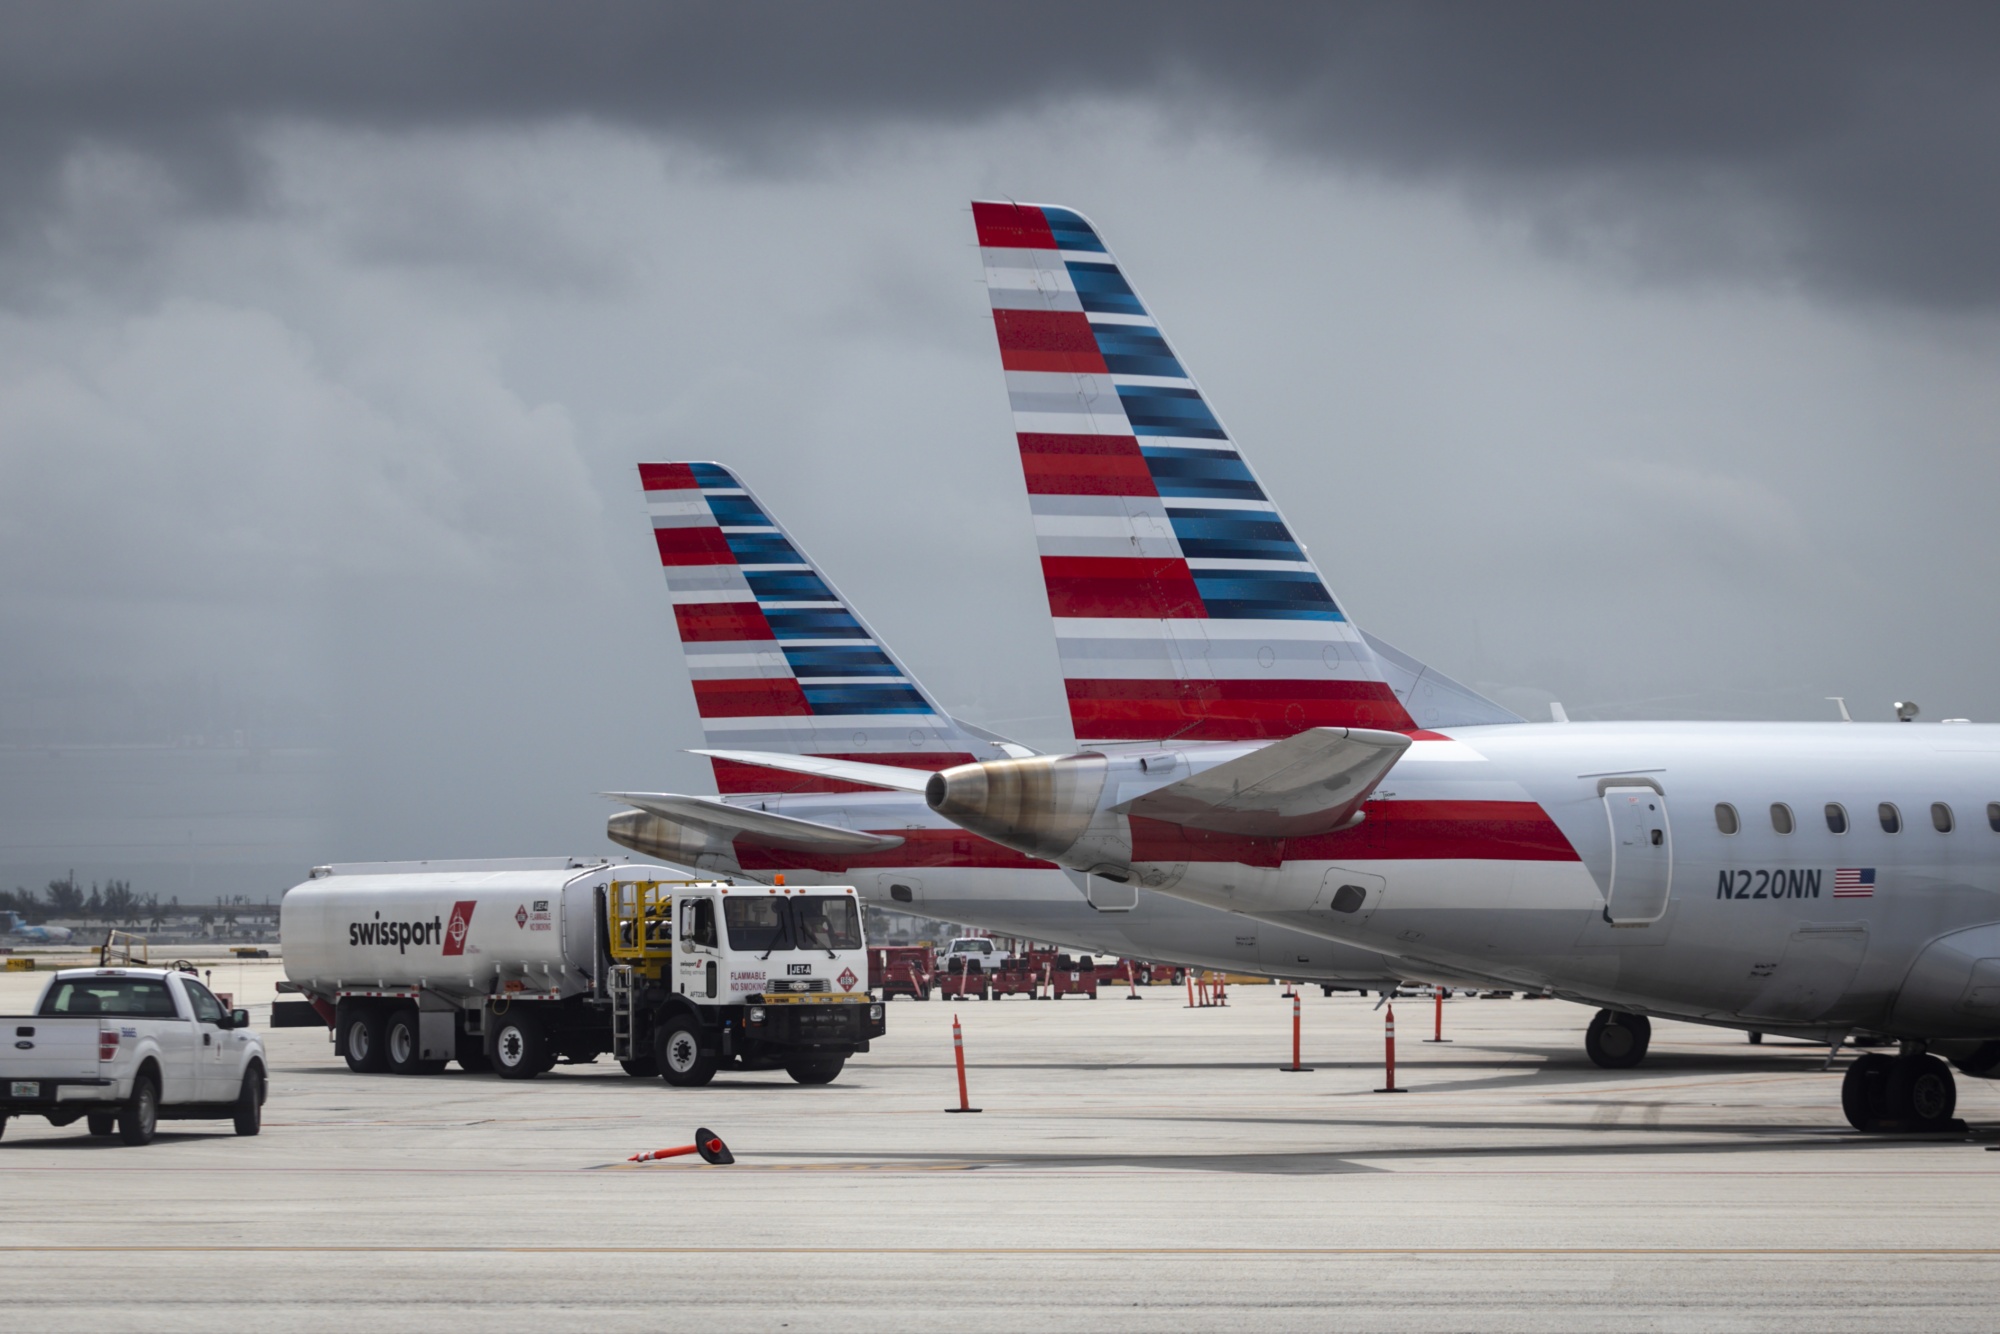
[233,1066,264,1136]
[490,1012,547,1080]
[86,1113,117,1137]
[117,1073,159,1146]
[384,1007,427,1075]
[655,1019,717,1087]
[340,1005,387,1074]
[785,1054,845,1085]
[0,1116,7,1141]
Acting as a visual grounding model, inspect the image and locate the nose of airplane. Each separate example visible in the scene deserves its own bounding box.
[925,753,1110,861]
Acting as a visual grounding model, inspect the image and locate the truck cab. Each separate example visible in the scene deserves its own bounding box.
[599,880,882,1086]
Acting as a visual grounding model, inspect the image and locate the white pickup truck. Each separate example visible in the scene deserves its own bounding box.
[935,937,1010,974]
[0,967,267,1146]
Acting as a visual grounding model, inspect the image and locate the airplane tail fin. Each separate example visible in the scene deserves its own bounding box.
[973,200,1415,745]
[640,461,1014,793]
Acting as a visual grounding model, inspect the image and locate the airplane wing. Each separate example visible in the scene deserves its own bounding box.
[600,791,905,853]
[1112,727,1411,838]
[686,750,936,795]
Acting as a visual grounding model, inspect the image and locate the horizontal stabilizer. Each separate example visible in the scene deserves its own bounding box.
[1113,727,1411,839]
[600,791,905,853]
[688,749,937,795]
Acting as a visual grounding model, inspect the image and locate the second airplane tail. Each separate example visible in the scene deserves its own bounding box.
[641,461,1014,794]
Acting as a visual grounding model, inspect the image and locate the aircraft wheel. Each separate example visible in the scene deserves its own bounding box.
[1886,1053,1958,1131]
[1584,1010,1651,1069]
[1841,1052,1894,1130]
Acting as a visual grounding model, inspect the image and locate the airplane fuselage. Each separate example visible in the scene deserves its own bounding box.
[975,721,2000,1041]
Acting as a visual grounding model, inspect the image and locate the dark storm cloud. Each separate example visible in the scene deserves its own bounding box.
[4,2,1999,306]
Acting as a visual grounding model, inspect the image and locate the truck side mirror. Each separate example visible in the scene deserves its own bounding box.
[229,1008,250,1029]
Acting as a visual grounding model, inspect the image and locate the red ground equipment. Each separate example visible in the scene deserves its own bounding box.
[937,955,990,1001]
[869,946,934,1001]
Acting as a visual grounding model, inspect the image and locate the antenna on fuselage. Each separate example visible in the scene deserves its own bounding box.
[1826,697,1852,723]
[1895,700,1921,723]
[1549,703,1569,724]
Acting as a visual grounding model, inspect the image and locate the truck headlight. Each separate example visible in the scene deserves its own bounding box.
[869,1004,882,1021]
[749,1007,766,1024]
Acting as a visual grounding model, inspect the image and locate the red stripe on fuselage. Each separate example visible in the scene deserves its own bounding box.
[673,602,775,642]
[710,752,980,796]
[1019,434,1157,496]
[733,827,1057,874]
[1069,678,1416,739]
[1129,800,1580,868]
[974,201,1057,250]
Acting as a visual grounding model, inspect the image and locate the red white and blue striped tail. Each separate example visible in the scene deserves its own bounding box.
[973,201,1415,745]
[640,462,1015,794]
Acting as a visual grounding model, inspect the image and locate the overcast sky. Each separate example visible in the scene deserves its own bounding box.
[4,3,1999,897]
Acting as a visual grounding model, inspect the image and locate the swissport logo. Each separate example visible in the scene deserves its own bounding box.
[442,901,476,956]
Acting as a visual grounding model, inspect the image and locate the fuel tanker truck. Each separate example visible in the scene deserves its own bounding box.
[280,858,885,1086]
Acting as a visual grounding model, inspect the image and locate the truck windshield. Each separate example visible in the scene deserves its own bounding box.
[795,896,862,951]
[38,978,177,1018]
[723,897,788,952]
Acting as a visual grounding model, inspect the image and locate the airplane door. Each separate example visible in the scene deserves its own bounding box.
[1314,868,1386,929]
[1602,786,1672,924]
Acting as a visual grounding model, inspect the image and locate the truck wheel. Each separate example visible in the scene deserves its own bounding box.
[233,1066,265,1136]
[785,1054,845,1085]
[118,1072,159,1146]
[87,1113,117,1137]
[491,1012,547,1080]
[619,1056,660,1078]
[0,1116,7,1141]
[384,1008,430,1075]
[341,1005,387,1074]
[655,1019,717,1087]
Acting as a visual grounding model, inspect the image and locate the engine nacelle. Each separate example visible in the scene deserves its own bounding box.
[926,753,1111,864]
[605,809,737,873]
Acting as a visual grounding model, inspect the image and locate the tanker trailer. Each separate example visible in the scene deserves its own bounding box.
[281,858,885,1085]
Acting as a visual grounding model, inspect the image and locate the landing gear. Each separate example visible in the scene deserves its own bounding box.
[1843,1051,1959,1132]
[1584,1010,1651,1068]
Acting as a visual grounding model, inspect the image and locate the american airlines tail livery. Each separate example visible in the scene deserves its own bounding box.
[739,201,2000,1134]
[602,460,1470,987]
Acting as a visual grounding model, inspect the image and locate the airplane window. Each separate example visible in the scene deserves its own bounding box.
[1989,802,2000,833]
[1714,803,1739,835]
[1878,803,1902,834]
[1932,802,1954,833]
[1770,803,1794,835]
[1825,803,1848,834]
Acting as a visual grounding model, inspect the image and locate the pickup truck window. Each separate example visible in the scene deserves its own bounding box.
[183,979,225,1025]
[38,977,177,1018]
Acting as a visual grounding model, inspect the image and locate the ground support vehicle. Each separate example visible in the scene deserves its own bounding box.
[937,957,990,1001]
[987,956,1039,999]
[282,860,886,1087]
[1046,955,1099,1000]
[869,947,933,1001]
[0,966,266,1145]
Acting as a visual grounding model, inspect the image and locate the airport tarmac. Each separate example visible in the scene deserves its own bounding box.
[3,967,1999,1332]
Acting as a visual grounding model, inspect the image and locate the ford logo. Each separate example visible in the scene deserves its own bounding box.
[13,1041,30,1049]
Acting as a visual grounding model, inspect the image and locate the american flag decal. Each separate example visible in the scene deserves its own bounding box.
[1832,867,1876,899]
